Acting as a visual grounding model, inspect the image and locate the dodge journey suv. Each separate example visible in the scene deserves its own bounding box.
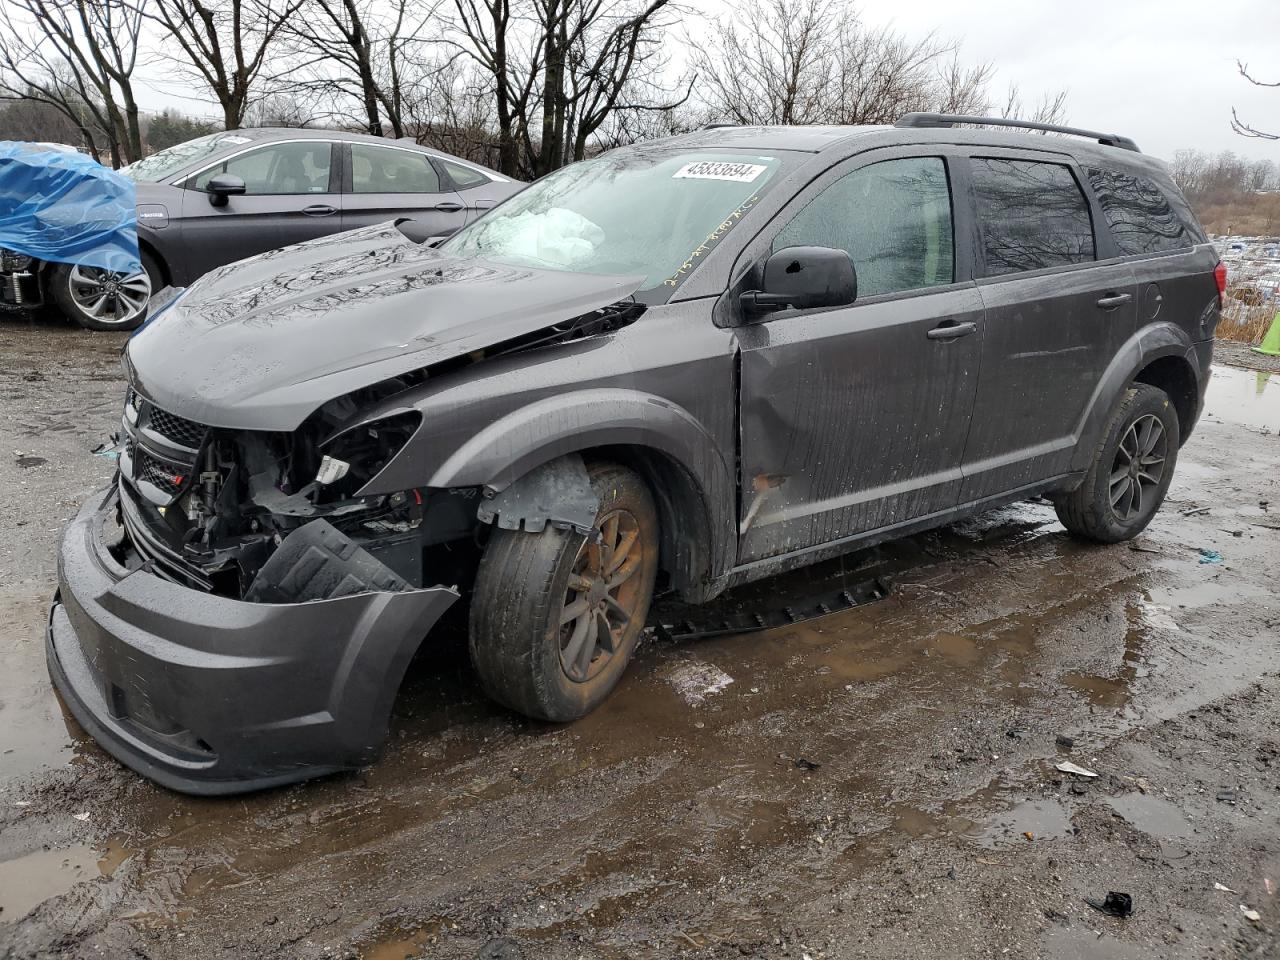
[50,114,1221,793]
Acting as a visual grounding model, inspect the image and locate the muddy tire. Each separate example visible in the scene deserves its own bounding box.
[1053,383,1180,543]
[50,250,158,331]
[469,462,660,722]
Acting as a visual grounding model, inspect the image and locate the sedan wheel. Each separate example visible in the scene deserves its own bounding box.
[66,264,152,327]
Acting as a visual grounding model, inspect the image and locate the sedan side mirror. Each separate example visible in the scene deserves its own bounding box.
[206,173,246,207]
[740,246,858,319]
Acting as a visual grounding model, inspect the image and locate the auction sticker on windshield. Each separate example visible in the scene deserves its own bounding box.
[673,161,768,183]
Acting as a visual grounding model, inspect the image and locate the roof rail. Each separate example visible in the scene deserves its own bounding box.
[701,122,741,130]
[895,113,1141,153]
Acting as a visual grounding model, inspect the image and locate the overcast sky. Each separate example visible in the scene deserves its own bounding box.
[132,0,1279,164]
[841,0,1280,163]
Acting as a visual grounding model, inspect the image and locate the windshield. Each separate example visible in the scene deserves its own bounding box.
[442,151,786,295]
[119,132,254,183]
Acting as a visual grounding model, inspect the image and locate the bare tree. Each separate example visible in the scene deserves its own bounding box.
[449,0,545,176]
[0,0,143,164]
[403,54,501,164]
[999,85,1068,125]
[449,0,684,178]
[1231,61,1277,141]
[281,0,441,137]
[693,0,1065,130]
[145,0,301,130]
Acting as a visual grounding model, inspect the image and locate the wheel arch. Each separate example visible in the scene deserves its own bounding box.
[1070,322,1203,473]
[137,237,171,287]
[1132,355,1199,444]
[369,388,738,601]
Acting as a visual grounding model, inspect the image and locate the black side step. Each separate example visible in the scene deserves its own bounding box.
[649,576,891,643]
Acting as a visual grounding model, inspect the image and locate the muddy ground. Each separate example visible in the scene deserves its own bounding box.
[0,312,1277,960]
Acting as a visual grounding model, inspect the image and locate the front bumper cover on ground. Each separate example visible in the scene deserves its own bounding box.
[47,485,458,795]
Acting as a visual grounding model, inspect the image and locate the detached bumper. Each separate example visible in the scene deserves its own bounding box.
[48,486,458,795]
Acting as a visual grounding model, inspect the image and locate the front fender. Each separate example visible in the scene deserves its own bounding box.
[1069,321,1203,473]
[368,387,737,583]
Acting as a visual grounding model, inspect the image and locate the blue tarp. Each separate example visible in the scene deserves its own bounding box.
[0,141,141,274]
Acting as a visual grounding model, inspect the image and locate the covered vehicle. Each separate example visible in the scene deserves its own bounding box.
[50,116,1220,794]
[0,141,153,329]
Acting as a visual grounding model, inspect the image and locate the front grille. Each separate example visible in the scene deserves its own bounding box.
[120,388,207,506]
[135,450,187,496]
[146,407,206,449]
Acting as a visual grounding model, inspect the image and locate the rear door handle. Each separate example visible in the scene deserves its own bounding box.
[1096,293,1133,310]
[302,204,337,217]
[927,320,978,340]
[434,202,464,213]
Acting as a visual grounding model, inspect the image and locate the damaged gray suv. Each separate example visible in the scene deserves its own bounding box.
[50,115,1222,794]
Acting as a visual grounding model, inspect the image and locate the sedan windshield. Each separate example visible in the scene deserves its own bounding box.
[442,151,786,295]
[119,133,253,183]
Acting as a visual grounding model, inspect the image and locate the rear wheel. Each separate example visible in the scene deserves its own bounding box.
[1053,383,1180,543]
[50,250,158,331]
[469,461,659,721]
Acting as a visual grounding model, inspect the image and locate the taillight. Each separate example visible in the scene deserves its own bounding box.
[1214,261,1228,307]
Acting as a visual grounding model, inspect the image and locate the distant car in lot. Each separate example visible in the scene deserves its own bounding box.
[1,129,520,330]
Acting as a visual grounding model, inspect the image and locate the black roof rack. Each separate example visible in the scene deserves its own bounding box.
[896,113,1140,153]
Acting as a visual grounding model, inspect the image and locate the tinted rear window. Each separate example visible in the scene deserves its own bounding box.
[970,158,1095,276]
[1087,168,1195,256]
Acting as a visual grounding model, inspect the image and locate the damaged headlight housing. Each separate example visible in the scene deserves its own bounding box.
[1,248,33,271]
[312,411,421,501]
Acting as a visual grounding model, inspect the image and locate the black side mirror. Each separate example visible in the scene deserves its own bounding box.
[740,246,858,319]
[206,173,246,207]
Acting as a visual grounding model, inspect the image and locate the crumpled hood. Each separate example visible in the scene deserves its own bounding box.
[125,222,644,431]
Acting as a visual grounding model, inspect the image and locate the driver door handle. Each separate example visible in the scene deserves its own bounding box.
[927,320,978,340]
[302,204,337,217]
[1096,293,1133,310]
[434,201,464,213]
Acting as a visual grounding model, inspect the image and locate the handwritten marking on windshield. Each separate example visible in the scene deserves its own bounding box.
[663,194,761,288]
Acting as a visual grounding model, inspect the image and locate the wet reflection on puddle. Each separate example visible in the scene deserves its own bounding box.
[977,798,1073,847]
[1040,925,1144,959]
[0,845,98,922]
[890,797,1073,849]
[1203,364,1280,432]
[355,919,445,960]
[0,834,136,922]
[1106,792,1192,840]
[1062,599,1151,710]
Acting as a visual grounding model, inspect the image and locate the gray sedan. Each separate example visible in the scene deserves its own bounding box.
[22,129,521,330]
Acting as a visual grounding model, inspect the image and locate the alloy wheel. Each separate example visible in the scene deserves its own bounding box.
[1109,413,1167,521]
[558,509,645,683]
[67,264,152,325]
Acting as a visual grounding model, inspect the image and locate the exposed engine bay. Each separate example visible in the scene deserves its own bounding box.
[110,298,645,603]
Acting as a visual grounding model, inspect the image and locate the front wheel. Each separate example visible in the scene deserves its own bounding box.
[50,251,158,331]
[469,461,660,721]
[1053,383,1180,543]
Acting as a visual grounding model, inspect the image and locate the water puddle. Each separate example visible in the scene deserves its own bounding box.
[1061,599,1149,709]
[1039,925,1145,959]
[0,585,81,782]
[977,798,1073,847]
[1203,364,1280,432]
[888,796,1073,849]
[355,919,445,960]
[1105,792,1192,840]
[0,845,99,922]
[97,836,137,878]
